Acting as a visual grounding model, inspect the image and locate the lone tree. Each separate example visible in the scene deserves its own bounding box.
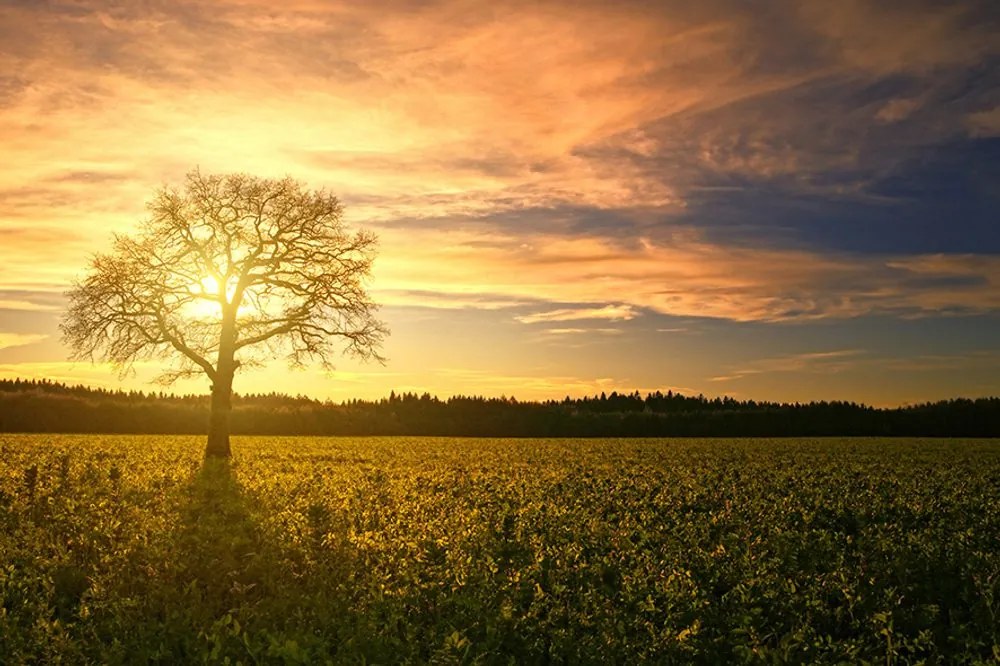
[61,170,387,457]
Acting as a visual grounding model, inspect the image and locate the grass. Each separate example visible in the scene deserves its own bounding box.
[1,435,999,663]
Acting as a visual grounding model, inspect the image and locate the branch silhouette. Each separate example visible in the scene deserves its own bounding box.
[62,169,388,456]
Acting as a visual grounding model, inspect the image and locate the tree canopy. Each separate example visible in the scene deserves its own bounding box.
[61,170,387,455]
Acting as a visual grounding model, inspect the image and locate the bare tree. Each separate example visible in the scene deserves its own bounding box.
[61,170,388,457]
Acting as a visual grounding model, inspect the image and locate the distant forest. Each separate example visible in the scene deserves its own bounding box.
[1,378,998,437]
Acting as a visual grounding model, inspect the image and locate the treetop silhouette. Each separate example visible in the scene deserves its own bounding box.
[61,170,388,457]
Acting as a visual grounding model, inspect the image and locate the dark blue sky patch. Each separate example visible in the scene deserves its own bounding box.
[657,134,999,255]
[677,183,997,256]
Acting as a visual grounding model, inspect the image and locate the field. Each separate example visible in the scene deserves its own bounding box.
[1,436,998,664]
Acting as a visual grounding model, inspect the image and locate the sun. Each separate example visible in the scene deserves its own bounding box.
[184,275,255,320]
[199,275,239,300]
[181,276,231,320]
[200,276,221,296]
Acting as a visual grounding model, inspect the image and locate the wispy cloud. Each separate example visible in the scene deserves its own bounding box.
[710,349,1000,384]
[853,351,1000,374]
[0,333,48,351]
[0,290,66,313]
[710,349,866,382]
[374,227,1000,322]
[875,98,923,124]
[0,300,59,313]
[516,304,637,324]
[376,289,528,311]
[543,328,623,336]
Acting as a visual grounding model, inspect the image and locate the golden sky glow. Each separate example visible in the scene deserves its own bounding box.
[1,0,999,405]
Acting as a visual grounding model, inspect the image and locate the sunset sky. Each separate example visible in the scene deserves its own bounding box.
[1,0,999,406]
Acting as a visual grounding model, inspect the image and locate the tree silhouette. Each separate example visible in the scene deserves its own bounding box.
[61,170,387,457]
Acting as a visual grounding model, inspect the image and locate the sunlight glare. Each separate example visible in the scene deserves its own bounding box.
[200,276,220,295]
[180,275,237,320]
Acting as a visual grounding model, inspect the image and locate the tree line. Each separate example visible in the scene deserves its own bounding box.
[2,378,997,437]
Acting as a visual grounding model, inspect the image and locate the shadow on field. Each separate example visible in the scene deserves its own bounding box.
[160,457,360,662]
[87,457,284,662]
[157,456,285,658]
[172,458,265,615]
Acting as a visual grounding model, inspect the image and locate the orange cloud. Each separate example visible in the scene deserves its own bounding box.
[373,227,1000,322]
[1,0,997,326]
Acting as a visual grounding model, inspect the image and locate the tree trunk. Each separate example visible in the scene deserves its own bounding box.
[206,368,233,458]
[206,306,238,458]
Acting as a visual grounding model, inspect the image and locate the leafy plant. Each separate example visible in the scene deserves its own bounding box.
[0,435,998,663]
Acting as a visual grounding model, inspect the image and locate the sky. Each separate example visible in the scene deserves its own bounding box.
[1,0,999,406]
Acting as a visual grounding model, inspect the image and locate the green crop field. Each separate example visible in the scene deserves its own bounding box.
[1,435,998,664]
